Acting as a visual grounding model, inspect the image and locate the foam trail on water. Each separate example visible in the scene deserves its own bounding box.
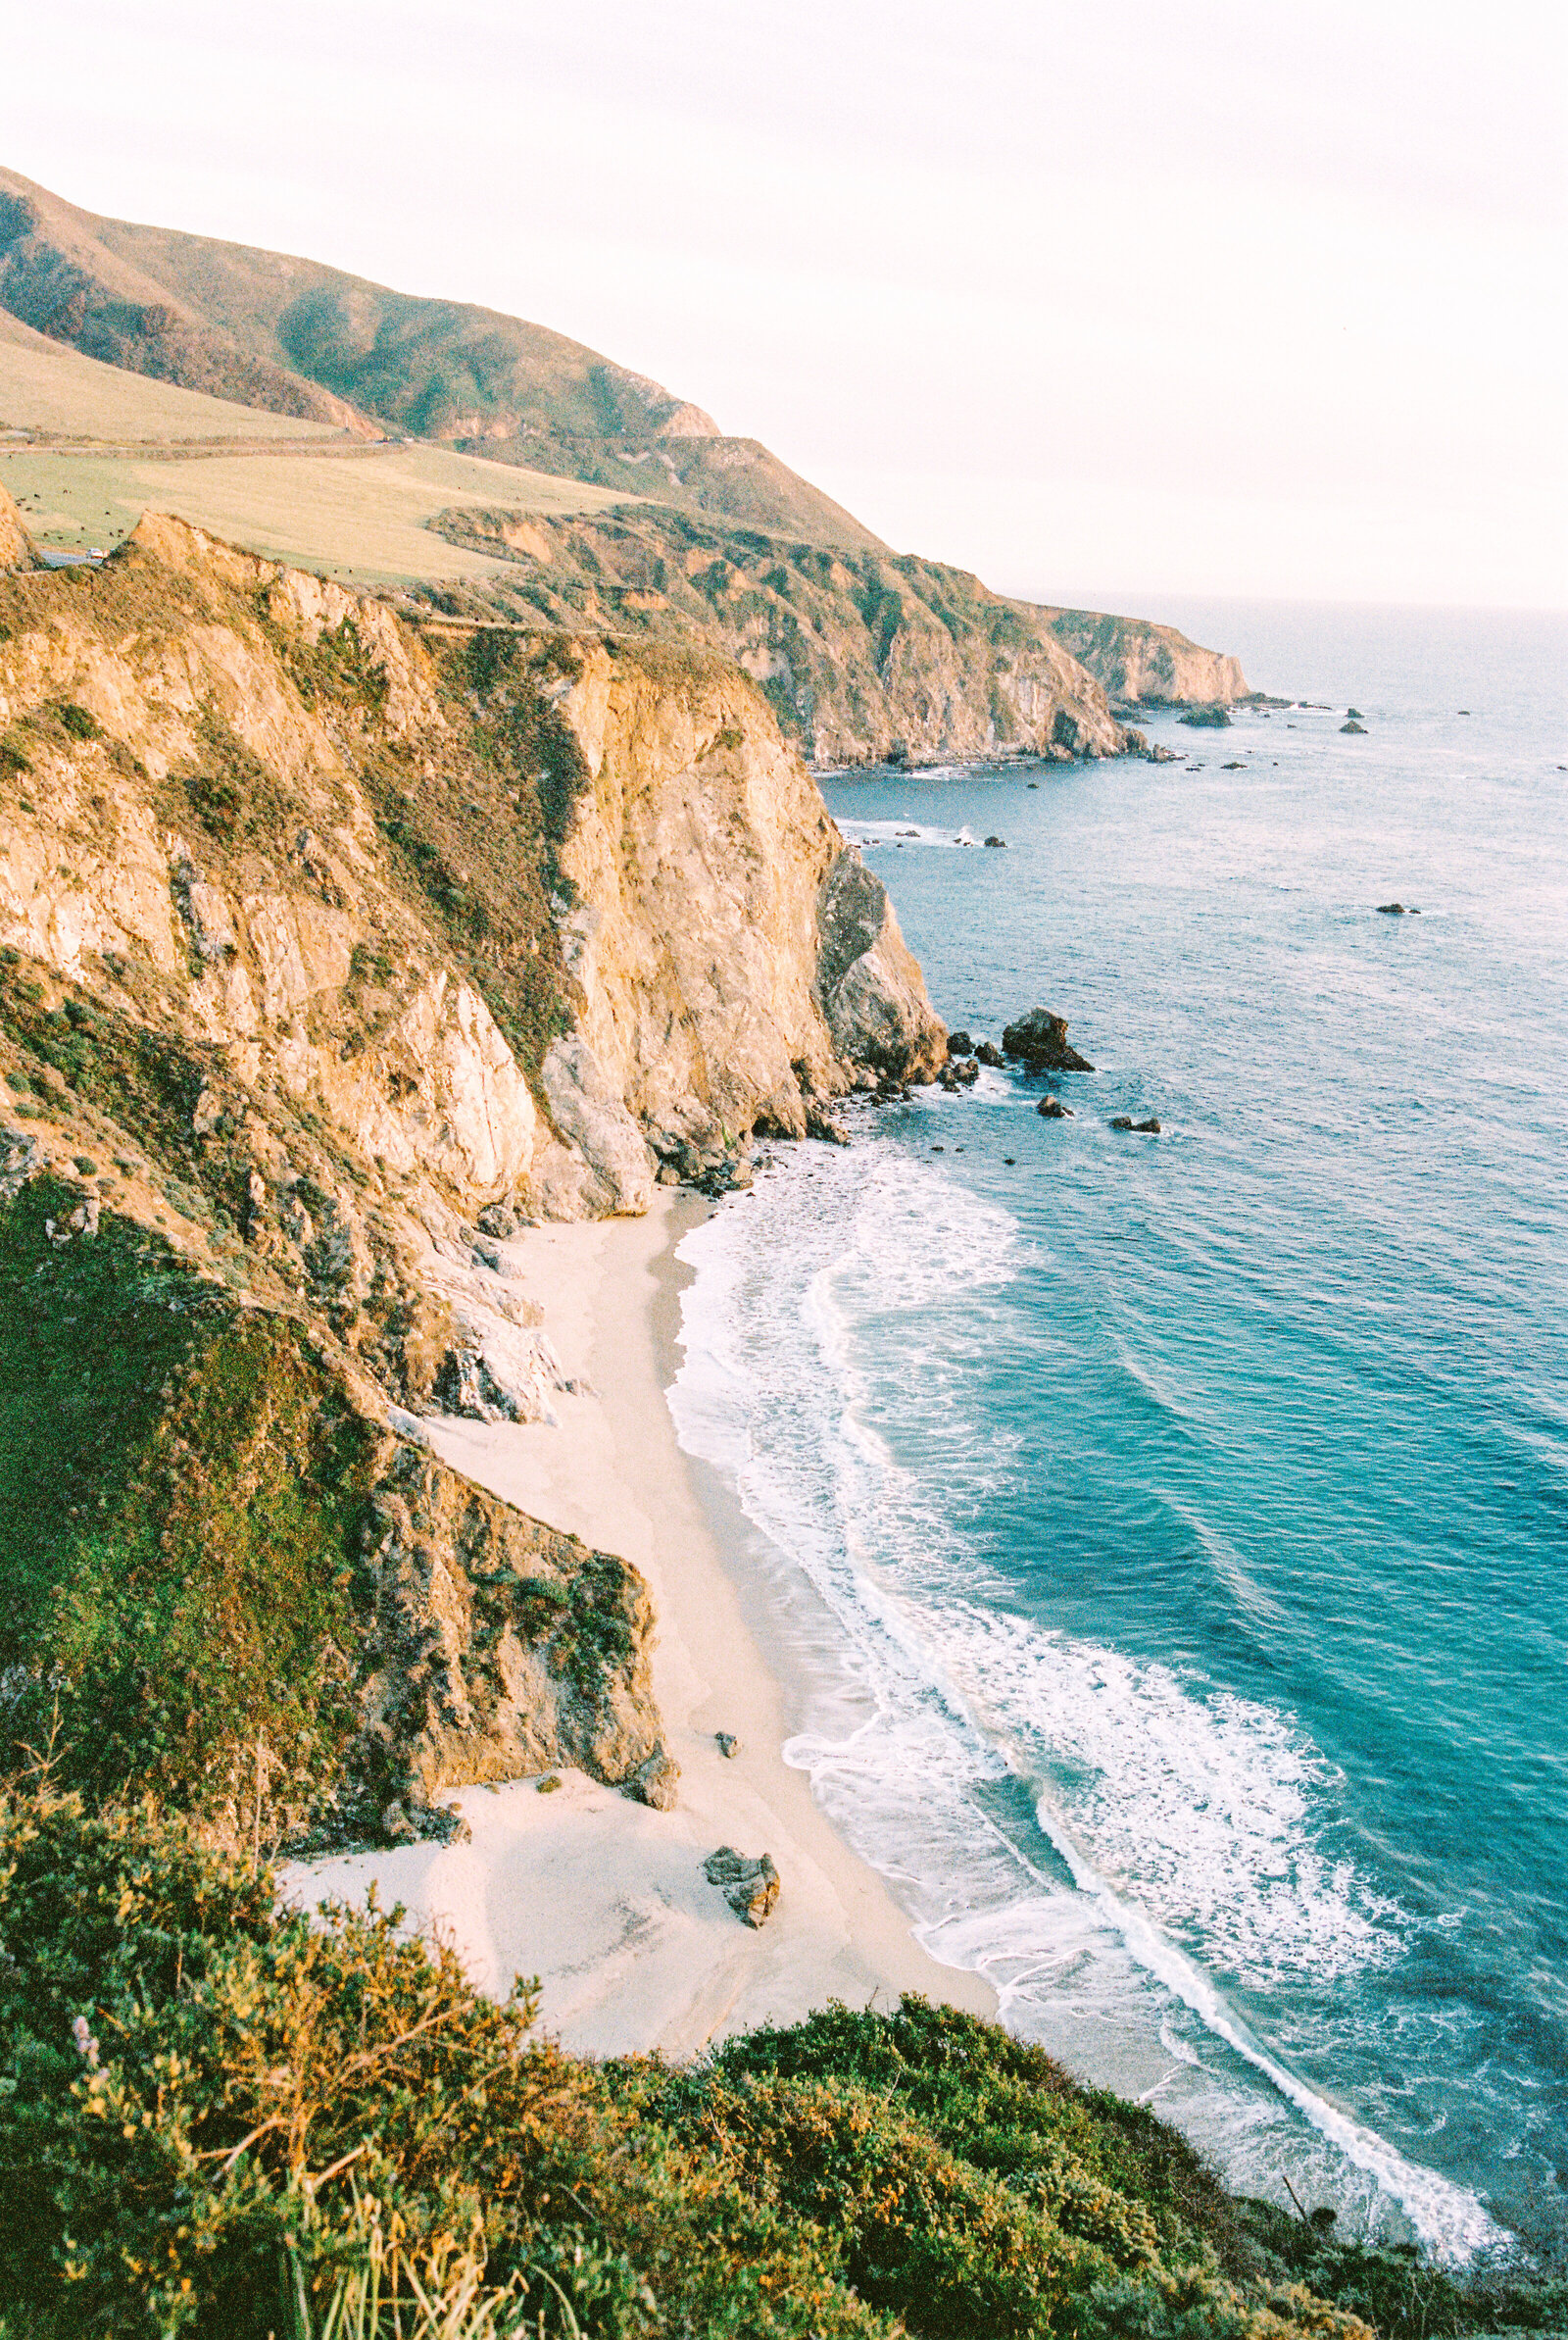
[668,1136,1510,2265]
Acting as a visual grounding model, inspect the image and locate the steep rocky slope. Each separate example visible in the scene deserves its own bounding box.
[0,478,34,571]
[0,503,939,1841]
[423,504,1130,765]
[1042,604,1250,707]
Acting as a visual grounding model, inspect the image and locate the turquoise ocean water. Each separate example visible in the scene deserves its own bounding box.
[667,604,1567,2264]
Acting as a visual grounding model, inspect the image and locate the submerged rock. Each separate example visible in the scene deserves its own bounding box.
[1002,1008,1094,1073]
[705,1846,780,1928]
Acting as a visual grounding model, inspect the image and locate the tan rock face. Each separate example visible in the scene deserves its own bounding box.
[0,514,944,1246]
[1041,607,1251,707]
[359,1439,670,1812]
[0,481,36,573]
[551,642,944,1161]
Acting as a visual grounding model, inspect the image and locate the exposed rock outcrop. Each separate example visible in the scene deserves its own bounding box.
[361,1436,671,1821]
[0,481,36,573]
[1002,1008,1095,1074]
[422,508,1131,769]
[1042,607,1250,707]
[0,513,955,1842]
[704,1846,780,1927]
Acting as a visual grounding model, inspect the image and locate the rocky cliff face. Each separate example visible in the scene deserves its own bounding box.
[0,505,944,1837]
[423,506,1131,768]
[0,510,939,1249]
[1041,606,1250,706]
[0,480,35,572]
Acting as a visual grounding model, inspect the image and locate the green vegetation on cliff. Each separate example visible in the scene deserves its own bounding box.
[2,1791,1557,2340]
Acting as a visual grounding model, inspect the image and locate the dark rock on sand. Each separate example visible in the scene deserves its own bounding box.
[715,1732,741,1760]
[1003,1008,1094,1073]
[705,1846,780,1927]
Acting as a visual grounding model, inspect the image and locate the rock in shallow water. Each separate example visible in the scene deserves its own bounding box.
[704,1846,780,1927]
[1037,1095,1073,1120]
[1003,1008,1094,1073]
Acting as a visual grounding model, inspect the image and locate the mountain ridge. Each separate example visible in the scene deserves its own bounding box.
[0,162,1250,721]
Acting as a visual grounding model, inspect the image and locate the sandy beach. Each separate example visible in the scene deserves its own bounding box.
[288,1190,994,2059]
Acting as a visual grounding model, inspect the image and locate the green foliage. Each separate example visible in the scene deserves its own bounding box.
[57,702,103,741]
[5,1794,1555,2340]
[0,1182,379,1835]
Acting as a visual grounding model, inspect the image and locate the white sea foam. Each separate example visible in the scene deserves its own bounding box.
[667,1137,1511,2263]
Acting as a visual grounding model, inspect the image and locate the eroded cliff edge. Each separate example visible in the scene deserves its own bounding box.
[0,509,943,1846]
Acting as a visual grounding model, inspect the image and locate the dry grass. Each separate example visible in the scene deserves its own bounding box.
[0,438,641,583]
[0,308,345,445]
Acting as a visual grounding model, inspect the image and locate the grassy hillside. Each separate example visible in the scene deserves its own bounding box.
[0,164,881,553]
[0,305,344,445]
[1,434,634,580]
[0,163,1248,706]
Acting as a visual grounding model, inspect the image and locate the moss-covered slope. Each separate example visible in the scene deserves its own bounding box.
[0,1174,670,1850]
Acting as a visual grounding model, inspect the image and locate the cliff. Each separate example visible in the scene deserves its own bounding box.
[422,506,1130,767]
[0,1164,671,1849]
[1041,605,1251,706]
[0,509,940,1837]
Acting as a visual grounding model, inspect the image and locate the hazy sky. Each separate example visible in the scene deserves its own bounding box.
[4,1,1564,609]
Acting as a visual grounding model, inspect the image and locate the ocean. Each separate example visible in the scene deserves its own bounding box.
[666,602,1568,2265]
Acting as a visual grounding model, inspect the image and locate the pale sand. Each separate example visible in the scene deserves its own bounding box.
[287,1191,994,2059]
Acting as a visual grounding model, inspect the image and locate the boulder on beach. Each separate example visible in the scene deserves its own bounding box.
[1002,1007,1094,1073]
[714,1732,741,1760]
[704,1846,780,1928]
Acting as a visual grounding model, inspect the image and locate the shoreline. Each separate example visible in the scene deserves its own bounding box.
[287,1189,995,2059]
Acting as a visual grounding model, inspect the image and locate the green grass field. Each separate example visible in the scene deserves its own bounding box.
[0,318,643,583]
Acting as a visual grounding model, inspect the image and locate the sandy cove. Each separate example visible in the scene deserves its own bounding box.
[286,1189,994,2059]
